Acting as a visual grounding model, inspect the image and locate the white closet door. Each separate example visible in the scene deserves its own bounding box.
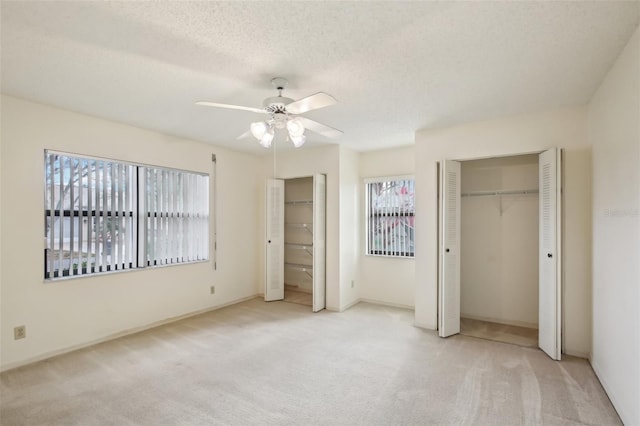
[265,179,284,302]
[312,174,326,312]
[539,148,562,360]
[439,160,462,337]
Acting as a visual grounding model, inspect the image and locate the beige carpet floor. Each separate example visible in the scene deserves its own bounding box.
[284,288,312,307]
[0,298,620,425]
[460,317,539,348]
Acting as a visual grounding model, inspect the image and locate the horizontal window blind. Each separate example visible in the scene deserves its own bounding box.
[365,177,415,257]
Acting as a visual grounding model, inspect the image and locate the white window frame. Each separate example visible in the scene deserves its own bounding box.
[364,175,415,258]
[44,150,209,280]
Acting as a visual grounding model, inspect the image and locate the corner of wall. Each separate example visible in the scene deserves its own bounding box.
[587,23,640,426]
[338,145,361,309]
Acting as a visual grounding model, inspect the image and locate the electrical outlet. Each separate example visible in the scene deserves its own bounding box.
[210,285,215,295]
[14,326,26,340]
[351,280,355,288]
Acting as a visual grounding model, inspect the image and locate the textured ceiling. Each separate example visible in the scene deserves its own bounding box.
[1,1,639,154]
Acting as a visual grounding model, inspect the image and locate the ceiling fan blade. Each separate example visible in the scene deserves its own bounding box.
[298,117,343,139]
[236,129,252,140]
[286,92,337,115]
[195,101,266,114]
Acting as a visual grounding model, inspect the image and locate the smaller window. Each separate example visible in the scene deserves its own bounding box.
[365,177,415,257]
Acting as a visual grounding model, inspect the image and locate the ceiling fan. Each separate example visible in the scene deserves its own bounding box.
[196,77,342,148]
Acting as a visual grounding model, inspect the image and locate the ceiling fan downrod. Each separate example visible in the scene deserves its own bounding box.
[271,77,288,96]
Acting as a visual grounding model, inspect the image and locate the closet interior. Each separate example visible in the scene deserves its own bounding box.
[284,177,315,307]
[459,154,539,347]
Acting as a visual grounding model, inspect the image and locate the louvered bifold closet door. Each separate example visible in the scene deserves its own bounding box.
[312,174,326,312]
[439,160,461,337]
[539,148,562,360]
[265,179,285,301]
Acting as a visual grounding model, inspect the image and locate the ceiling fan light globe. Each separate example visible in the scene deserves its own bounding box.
[259,139,272,148]
[291,134,306,148]
[286,118,305,137]
[259,129,274,148]
[250,121,268,140]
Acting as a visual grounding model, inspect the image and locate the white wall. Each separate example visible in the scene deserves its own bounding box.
[0,95,262,370]
[359,146,415,308]
[339,146,360,310]
[414,107,592,357]
[460,156,539,328]
[588,25,640,426]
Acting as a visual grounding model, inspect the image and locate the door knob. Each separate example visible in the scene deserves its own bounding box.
[268,240,271,244]
[547,253,552,258]
[446,248,450,253]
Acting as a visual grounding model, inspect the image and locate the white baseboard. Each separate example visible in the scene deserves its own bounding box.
[358,298,414,310]
[1,294,261,373]
[339,298,361,312]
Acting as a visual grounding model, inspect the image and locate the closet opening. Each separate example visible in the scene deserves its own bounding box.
[283,177,315,307]
[265,174,326,312]
[459,154,539,348]
[438,148,562,360]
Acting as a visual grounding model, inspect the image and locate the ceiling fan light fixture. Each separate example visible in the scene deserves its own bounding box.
[259,128,275,148]
[250,121,268,140]
[290,134,306,148]
[286,117,305,137]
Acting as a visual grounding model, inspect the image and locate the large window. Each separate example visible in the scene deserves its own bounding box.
[365,177,415,257]
[44,151,209,279]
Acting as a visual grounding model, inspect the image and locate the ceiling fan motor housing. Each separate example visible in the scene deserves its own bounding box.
[263,96,294,114]
[272,112,288,129]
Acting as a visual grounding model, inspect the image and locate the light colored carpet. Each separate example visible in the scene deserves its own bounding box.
[284,288,312,306]
[460,317,538,348]
[0,298,620,425]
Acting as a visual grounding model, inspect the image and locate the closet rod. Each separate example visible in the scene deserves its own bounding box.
[461,189,539,197]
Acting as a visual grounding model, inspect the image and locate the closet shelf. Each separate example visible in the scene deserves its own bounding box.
[461,189,539,197]
[285,263,313,277]
[285,243,313,254]
[286,223,313,234]
[285,200,313,206]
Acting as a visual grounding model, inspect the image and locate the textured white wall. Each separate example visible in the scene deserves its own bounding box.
[414,107,592,358]
[359,146,415,308]
[588,25,640,426]
[0,96,262,370]
[460,156,539,328]
[338,146,361,310]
